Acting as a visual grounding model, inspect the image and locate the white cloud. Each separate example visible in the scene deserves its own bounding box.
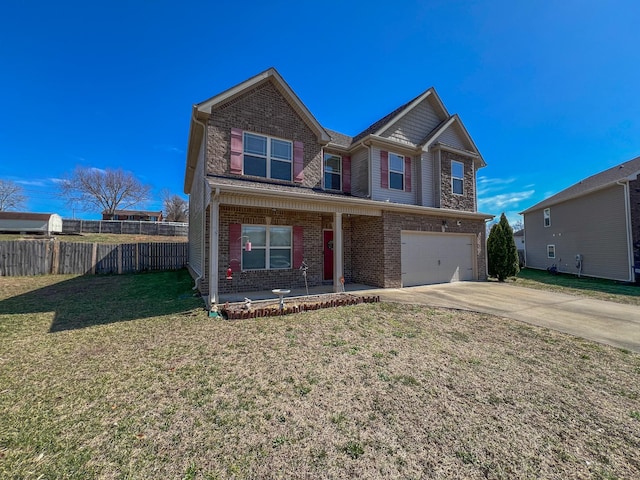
[15,179,47,187]
[154,144,184,154]
[476,176,517,196]
[478,189,535,211]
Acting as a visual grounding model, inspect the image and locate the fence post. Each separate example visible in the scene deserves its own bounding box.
[51,241,60,274]
[91,242,98,274]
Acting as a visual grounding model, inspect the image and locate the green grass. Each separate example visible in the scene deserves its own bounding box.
[1,271,639,479]
[512,268,640,305]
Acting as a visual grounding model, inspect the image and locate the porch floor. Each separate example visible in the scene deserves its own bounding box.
[218,283,378,303]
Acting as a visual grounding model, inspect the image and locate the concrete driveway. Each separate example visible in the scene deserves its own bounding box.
[374,282,640,353]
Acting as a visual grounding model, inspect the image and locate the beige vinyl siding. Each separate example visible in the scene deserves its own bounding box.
[420,151,435,207]
[438,123,467,150]
[188,138,206,277]
[524,184,631,281]
[371,146,417,205]
[350,146,369,198]
[380,97,442,146]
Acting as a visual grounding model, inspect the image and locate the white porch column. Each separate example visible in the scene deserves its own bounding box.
[209,191,220,307]
[333,212,343,293]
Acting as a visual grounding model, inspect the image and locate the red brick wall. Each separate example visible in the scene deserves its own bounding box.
[351,216,386,287]
[382,211,487,287]
[206,81,323,189]
[218,206,326,294]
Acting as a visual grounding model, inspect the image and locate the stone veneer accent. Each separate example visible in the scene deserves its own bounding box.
[206,81,323,189]
[439,151,476,211]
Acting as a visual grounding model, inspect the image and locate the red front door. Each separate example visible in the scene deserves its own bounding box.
[323,230,333,281]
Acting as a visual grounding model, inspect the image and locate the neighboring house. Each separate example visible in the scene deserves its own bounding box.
[184,68,492,307]
[103,210,163,222]
[513,228,525,251]
[521,156,640,282]
[513,228,525,267]
[0,212,63,235]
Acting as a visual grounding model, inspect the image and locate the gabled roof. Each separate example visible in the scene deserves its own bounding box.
[194,68,330,144]
[325,129,353,149]
[351,88,449,145]
[420,114,486,167]
[185,68,331,192]
[521,156,640,214]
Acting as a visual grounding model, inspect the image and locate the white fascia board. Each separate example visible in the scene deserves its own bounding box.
[421,116,457,151]
[207,178,492,220]
[195,68,330,144]
[357,135,420,155]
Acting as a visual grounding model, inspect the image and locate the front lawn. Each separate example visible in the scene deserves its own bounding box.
[1,271,639,479]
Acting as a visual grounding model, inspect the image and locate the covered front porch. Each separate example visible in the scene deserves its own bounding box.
[205,178,383,308]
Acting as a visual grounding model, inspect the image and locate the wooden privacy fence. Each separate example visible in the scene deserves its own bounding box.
[0,240,188,276]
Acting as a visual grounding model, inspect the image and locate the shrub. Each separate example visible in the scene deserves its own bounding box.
[488,213,520,282]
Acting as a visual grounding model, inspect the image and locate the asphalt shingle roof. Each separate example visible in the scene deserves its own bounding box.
[522,156,640,213]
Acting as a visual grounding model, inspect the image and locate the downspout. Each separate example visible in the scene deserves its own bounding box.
[617,180,635,282]
[191,110,207,291]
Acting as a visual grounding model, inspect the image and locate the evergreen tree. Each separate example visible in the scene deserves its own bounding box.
[487,213,520,281]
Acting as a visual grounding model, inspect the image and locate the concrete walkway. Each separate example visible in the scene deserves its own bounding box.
[372,282,640,353]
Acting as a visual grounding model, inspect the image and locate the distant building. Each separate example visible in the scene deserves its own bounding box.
[102,210,163,222]
[0,212,63,235]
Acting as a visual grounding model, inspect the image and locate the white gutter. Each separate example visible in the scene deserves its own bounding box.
[616,180,635,282]
[207,179,493,220]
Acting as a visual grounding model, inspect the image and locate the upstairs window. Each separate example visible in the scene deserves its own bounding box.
[452,161,464,195]
[324,153,342,190]
[543,208,551,227]
[243,132,292,181]
[389,153,405,190]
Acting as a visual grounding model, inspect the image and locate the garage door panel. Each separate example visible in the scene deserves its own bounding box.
[401,231,474,287]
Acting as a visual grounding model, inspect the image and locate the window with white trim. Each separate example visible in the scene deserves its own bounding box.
[547,244,555,258]
[543,208,551,227]
[324,153,342,190]
[389,153,405,190]
[243,132,292,181]
[452,161,464,195]
[242,225,292,270]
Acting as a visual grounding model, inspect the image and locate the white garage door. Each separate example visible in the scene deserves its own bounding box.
[401,231,475,287]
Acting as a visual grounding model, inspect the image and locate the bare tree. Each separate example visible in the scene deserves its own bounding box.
[511,219,524,232]
[0,179,27,211]
[162,190,189,222]
[59,167,151,216]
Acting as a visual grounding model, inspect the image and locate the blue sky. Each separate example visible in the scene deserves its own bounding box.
[1,1,639,223]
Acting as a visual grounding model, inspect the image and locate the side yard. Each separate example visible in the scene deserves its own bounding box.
[513,268,640,305]
[0,271,639,479]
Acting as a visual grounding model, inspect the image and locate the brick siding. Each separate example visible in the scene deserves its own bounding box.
[382,211,487,287]
[206,81,322,189]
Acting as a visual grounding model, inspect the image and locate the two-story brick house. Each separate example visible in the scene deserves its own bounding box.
[184,68,492,307]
